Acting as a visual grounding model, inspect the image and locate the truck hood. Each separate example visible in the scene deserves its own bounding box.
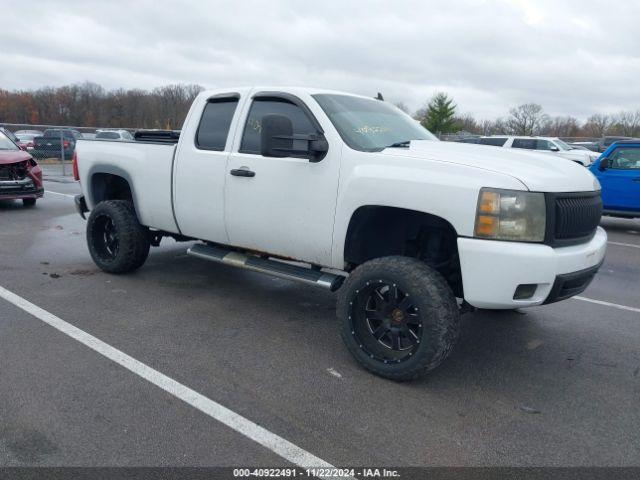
[384,141,597,192]
[0,150,32,165]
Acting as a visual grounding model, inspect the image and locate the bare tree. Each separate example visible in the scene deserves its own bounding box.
[583,113,611,137]
[393,102,410,114]
[611,111,640,137]
[454,113,480,134]
[506,103,545,135]
[543,116,580,137]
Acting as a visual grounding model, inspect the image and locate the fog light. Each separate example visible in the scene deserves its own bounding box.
[513,284,538,300]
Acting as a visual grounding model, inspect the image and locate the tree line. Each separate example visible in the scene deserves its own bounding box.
[1,82,638,138]
[0,82,203,129]
[413,92,640,138]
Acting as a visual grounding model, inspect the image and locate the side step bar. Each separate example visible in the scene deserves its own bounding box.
[187,243,345,291]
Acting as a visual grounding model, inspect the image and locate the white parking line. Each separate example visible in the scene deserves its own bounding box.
[45,190,75,198]
[574,296,640,314]
[607,241,640,249]
[0,286,346,478]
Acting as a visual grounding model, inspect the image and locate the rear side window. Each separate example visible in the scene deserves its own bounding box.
[512,138,537,149]
[196,98,239,151]
[479,137,507,146]
[240,98,316,154]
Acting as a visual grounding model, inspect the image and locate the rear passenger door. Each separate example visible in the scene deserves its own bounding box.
[173,94,241,243]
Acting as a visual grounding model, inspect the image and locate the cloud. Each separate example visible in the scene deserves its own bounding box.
[0,0,638,120]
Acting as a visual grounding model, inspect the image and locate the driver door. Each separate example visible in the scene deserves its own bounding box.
[224,94,340,265]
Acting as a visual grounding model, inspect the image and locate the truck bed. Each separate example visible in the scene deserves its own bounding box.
[76,139,180,234]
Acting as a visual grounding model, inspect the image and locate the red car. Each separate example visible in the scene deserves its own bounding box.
[0,130,44,207]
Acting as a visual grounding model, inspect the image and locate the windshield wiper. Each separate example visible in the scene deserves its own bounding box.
[385,140,412,148]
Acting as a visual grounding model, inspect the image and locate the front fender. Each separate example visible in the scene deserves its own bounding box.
[331,157,526,269]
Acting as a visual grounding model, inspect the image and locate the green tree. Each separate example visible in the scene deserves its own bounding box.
[419,92,458,135]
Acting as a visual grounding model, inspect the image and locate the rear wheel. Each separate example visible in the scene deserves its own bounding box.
[86,200,150,273]
[337,256,460,381]
[22,198,36,207]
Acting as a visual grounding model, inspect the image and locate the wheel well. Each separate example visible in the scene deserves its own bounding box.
[90,173,133,205]
[344,206,462,296]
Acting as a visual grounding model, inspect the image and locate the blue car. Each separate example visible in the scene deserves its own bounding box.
[590,141,640,218]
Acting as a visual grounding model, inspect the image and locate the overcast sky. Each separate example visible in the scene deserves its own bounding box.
[0,0,638,120]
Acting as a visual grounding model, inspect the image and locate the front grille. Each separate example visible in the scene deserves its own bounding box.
[0,162,28,181]
[545,192,602,246]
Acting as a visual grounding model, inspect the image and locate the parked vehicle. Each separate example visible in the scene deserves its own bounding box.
[15,133,38,151]
[32,129,83,159]
[569,145,593,151]
[0,130,43,207]
[590,141,640,218]
[479,136,599,166]
[95,129,134,141]
[598,136,637,153]
[14,129,44,137]
[455,137,480,144]
[569,141,599,152]
[74,87,606,380]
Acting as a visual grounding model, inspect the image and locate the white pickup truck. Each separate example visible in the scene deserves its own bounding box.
[74,87,607,380]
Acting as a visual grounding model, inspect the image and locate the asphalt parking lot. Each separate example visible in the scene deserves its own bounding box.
[1,169,639,471]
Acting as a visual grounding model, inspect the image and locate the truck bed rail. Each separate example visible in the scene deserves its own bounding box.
[133,130,181,144]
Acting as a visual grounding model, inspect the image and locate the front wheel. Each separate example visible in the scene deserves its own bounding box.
[337,256,460,381]
[22,198,36,207]
[86,200,150,273]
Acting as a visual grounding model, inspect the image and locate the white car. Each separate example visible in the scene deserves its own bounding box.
[73,87,606,380]
[94,129,134,141]
[478,136,599,166]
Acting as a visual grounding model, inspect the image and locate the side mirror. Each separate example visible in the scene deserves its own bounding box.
[260,114,328,162]
[260,114,293,158]
[598,157,608,171]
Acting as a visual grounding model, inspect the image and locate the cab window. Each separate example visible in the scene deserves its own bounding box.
[240,98,316,155]
[196,97,239,151]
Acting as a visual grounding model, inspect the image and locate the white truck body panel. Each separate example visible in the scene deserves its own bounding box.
[77,140,179,233]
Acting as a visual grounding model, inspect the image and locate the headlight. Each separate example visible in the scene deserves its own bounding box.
[474,188,546,242]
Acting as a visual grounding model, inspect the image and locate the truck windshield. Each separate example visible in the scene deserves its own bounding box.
[313,94,437,152]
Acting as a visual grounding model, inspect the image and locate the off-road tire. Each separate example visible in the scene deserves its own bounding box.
[86,200,150,274]
[337,256,460,381]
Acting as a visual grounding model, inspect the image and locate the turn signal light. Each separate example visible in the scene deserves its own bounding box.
[475,215,498,236]
[478,190,500,214]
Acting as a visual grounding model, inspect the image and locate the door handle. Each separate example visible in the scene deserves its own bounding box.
[230,167,255,178]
